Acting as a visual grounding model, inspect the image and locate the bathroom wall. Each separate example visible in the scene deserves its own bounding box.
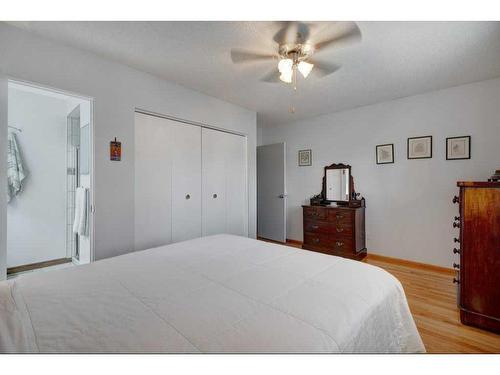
[7,87,67,267]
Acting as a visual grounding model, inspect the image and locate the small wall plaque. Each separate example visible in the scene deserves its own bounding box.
[110,137,121,161]
[298,149,312,166]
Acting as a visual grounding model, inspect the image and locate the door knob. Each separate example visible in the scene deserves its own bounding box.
[185,194,191,200]
[213,194,217,199]
[278,194,287,199]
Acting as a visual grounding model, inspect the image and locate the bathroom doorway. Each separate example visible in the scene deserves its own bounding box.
[6,80,94,277]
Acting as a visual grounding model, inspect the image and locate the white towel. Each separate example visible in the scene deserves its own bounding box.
[73,187,88,236]
[7,132,28,203]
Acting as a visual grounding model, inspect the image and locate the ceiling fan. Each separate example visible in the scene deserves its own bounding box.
[230,22,361,88]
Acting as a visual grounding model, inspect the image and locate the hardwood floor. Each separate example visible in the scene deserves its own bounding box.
[258,238,500,353]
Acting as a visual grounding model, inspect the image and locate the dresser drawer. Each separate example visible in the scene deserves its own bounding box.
[303,207,327,220]
[304,219,330,234]
[330,237,353,253]
[304,232,330,248]
[330,223,353,237]
[327,209,353,225]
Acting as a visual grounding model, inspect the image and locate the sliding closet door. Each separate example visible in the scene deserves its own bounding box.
[134,112,173,250]
[202,128,226,236]
[171,122,202,242]
[224,132,247,236]
[202,128,247,237]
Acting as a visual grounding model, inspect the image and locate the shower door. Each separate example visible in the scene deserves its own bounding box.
[66,105,80,261]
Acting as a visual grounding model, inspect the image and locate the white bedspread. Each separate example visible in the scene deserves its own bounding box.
[0,235,425,353]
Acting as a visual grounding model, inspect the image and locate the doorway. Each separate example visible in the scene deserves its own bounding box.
[6,80,94,276]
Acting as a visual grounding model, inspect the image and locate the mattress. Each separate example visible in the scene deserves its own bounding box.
[0,234,425,353]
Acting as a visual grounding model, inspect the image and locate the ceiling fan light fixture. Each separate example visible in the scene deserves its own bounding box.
[278,58,293,74]
[298,61,314,78]
[279,70,293,83]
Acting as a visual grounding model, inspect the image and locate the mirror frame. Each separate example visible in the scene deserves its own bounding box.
[321,163,354,204]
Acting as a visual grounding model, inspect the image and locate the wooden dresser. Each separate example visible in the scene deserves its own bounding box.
[302,205,366,260]
[453,181,500,333]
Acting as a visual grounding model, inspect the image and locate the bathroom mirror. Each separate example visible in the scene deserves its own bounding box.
[322,163,353,203]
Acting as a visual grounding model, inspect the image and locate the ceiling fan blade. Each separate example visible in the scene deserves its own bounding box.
[230,49,276,64]
[314,22,361,52]
[273,22,312,45]
[309,60,341,78]
[260,69,281,83]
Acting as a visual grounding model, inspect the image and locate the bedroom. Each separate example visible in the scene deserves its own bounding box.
[0,0,499,371]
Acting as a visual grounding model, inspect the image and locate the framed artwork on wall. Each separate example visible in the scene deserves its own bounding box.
[376,144,394,164]
[298,149,312,166]
[407,136,432,159]
[446,136,471,160]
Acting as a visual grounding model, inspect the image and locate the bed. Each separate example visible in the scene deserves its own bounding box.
[0,235,425,353]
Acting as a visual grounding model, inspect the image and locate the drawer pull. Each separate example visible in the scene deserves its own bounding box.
[454,237,460,243]
[185,194,191,200]
[336,227,344,233]
[453,278,460,284]
[453,263,460,269]
[313,238,320,243]
[452,195,459,204]
[336,214,344,219]
[453,248,460,254]
[335,241,344,247]
[453,222,460,228]
[454,216,460,221]
[213,193,218,199]
[311,225,319,230]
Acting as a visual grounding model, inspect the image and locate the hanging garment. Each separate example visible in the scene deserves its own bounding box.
[7,132,28,203]
[73,187,88,237]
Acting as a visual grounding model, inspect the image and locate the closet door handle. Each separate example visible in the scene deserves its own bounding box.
[213,194,218,199]
[185,194,191,200]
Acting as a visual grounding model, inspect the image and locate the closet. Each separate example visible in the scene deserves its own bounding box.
[134,112,247,251]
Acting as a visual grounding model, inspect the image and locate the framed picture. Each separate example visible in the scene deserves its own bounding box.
[407,136,432,159]
[376,144,394,164]
[110,138,122,161]
[298,149,312,166]
[446,136,471,160]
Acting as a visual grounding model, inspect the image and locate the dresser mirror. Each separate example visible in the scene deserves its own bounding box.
[322,163,353,204]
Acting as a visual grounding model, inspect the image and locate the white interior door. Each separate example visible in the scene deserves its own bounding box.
[202,128,226,236]
[171,121,202,242]
[224,132,247,236]
[134,112,173,250]
[202,128,247,237]
[257,143,286,242]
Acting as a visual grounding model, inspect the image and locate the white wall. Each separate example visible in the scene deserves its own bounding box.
[0,23,257,262]
[7,88,67,267]
[260,77,500,268]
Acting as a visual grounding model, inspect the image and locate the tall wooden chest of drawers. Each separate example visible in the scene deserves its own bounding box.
[302,205,366,260]
[453,181,500,333]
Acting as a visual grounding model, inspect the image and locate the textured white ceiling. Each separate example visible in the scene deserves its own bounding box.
[7,21,500,126]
